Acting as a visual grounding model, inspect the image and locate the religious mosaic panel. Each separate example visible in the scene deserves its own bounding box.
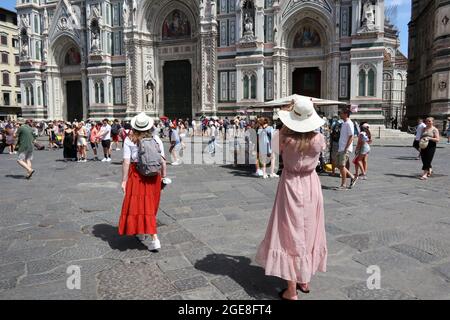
[162,10,191,40]
[293,26,321,48]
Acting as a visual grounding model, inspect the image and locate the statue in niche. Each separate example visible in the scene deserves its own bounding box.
[20,29,29,58]
[145,81,154,110]
[244,14,253,35]
[91,31,100,52]
[90,19,101,53]
[123,0,130,27]
[43,8,49,32]
[361,0,376,30]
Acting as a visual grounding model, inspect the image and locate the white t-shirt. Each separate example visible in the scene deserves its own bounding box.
[100,124,111,141]
[123,135,165,163]
[415,122,426,141]
[338,119,354,152]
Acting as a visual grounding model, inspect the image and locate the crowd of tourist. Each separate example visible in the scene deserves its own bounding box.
[0,111,446,184]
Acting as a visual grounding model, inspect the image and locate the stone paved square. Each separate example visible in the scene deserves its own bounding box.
[0,141,449,300]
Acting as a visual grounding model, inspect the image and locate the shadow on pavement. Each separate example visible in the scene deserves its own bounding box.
[92,223,148,251]
[220,164,269,179]
[385,173,420,179]
[391,156,420,160]
[5,174,26,179]
[322,185,338,190]
[194,253,284,299]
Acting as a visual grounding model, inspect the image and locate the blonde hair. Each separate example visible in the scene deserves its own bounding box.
[281,126,317,153]
[130,129,152,144]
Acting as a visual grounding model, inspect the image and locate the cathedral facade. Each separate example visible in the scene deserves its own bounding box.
[406,0,450,129]
[16,0,396,121]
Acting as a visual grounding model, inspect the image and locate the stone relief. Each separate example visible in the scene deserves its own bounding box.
[359,0,377,32]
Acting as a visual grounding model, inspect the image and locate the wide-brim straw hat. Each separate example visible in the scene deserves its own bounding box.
[131,112,154,131]
[278,96,325,133]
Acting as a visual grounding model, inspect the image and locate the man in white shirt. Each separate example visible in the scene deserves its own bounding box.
[413,118,426,159]
[98,119,112,162]
[337,109,357,189]
[191,119,196,136]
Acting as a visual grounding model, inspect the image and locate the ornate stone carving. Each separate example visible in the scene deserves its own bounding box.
[90,19,101,53]
[358,0,377,33]
[20,28,29,58]
[123,0,130,27]
[20,14,29,29]
[43,8,49,33]
[282,0,332,18]
[442,16,449,26]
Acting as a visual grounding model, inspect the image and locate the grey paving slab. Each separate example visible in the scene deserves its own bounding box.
[157,256,192,272]
[173,275,210,291]
[97,262,177,300]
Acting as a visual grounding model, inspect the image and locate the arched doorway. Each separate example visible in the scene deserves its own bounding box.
[48,36,85,121]
[63,47,83,121]
[139,1,201,118]
[280,9,335,100]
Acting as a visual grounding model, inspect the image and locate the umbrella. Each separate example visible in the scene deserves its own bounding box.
[159,116,168,121]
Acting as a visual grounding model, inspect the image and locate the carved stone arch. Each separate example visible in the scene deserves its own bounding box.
[154,2,199,41]
[286,17,328,50]
[360,62,377,72]
[50,34,83,67]
[281,6,333,50]
[241,69,257,79]
[138,0,200,36]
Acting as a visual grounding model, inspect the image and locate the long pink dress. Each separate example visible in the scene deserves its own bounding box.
[256,132,327,283]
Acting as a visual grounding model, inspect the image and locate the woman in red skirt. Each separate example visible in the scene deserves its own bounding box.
[118,112,167,251]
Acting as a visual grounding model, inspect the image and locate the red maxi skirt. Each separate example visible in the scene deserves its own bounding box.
[118,163,161,235]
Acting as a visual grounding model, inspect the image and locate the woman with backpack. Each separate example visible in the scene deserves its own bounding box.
[118,112,167,251]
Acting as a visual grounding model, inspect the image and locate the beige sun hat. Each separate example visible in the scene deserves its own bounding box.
[278,96,324,133]
[131,112,154,131]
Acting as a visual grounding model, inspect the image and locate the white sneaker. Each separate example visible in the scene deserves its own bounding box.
[106,158,112,162]
[101,158,107,162]
[115,148,121,151]
[171,160,181,166]
[263,174,269,179]
[82,159,87,163]
[147,238,161,251]
[270,173,279,178]
[253,169,263,177]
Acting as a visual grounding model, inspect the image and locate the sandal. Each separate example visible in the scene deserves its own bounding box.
[297,283,310,294]
[278,288,298,301]
[420,175,428,180]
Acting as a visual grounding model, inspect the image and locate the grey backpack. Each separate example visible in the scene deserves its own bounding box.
[136,138,162,176]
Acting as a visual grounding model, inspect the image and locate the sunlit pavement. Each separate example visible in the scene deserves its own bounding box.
[0,139,449,300]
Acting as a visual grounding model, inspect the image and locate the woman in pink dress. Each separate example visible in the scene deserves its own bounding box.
[256,96,327,300]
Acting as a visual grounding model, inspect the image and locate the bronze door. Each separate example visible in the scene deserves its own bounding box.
[66,81,83,121]
[163,60,192,119]
[292,67,321,98]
